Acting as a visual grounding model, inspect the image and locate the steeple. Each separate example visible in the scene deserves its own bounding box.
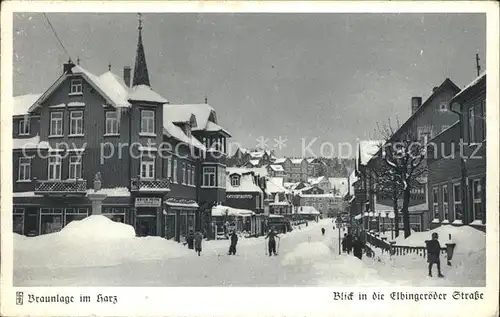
[132,13,150,87]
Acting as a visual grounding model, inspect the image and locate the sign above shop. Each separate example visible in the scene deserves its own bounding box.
[227,194,253,199]
[135,197,162,207]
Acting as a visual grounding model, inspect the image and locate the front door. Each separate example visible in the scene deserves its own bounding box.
[24,207,39,236]
[135,216,157,237]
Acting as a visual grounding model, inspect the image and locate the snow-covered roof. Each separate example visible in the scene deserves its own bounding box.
[227,167,268,177]
[358,140,383,165]
[13,135,50,150]
[266,177,287,194]
[453,71,486,101]
[226,173,262,193]
[274,158,289,164]
[212,205,255,217]
[306,158,316,163]
[308,176,326,185]
[165,104,216,131]
[328,177,349,195]
[205,121,231,136]
[250,151,265,158]
[162,105,206,151]
[268,165,284,172]
[290,158,304,164]
[297,206,320,215]
[13,93,42,116]
[283,182,297,189]
[299,193,335,198]
[128,84,168,103]
[247,159,260,166]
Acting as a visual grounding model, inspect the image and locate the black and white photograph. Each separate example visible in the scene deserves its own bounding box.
[1,1,499,316]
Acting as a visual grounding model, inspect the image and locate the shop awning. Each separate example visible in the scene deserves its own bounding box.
[165,198,199,209]
[211,205,255,217]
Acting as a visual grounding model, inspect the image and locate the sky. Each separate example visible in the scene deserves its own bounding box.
[13,13,486,158]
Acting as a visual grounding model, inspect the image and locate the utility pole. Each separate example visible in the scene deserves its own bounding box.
[476,53,481,76]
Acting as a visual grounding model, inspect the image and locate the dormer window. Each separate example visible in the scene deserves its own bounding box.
[18,118,30,135]
[70,79,83,95]
[231,175,240,187]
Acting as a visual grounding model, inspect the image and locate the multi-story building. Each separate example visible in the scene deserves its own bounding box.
[266,164,285,177]
[12,20,230,241]
[288,158,308,182]
[427,72,486,231]
[363,78,462,232]
[307,176,331,193]
[298,193,343,218]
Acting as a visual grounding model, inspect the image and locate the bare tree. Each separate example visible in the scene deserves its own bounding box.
[376,120,428,238]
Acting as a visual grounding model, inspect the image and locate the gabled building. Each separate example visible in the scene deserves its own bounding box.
[12,18,230,241]
[266,164,285,177]
[427,72,486,231]
[288,158,308,182]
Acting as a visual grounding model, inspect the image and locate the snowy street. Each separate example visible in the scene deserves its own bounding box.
[13,216,485,287]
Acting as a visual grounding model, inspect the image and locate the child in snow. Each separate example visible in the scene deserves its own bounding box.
[228,231,239,255]
[194,231,203,256]
[321,228,325,236]
[426,232,444,277]
[265,227,280,256]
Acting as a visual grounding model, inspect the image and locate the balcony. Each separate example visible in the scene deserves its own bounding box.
[34,178,87,196]
[130,178,171,193]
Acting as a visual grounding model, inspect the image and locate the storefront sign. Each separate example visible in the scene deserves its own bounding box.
[227,194,253,199]
[135,197,162,207]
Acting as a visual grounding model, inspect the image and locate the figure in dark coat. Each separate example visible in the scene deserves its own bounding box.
[228,231,239,255]
[265,228,280,256]
[186,230,195,249]
[352,237,365,260]
[321,228,325,236]
[194,231,203,256]
[426,232,444,277]
[341,233,348,253]
[345,233,354,254]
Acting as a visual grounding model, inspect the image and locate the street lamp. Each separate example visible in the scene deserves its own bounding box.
[380,211,387,233]
[388,211,395,240]
[364,212,369,230]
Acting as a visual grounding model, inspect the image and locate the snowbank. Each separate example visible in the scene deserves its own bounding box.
[15,215,192,269]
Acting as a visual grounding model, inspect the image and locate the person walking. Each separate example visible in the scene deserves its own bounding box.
[265,227,280,256]
[185,230,195,250]
[228,231,239,255]
[352,236,365,260]
[345,233,353,254]
[194,231,203,256]
[321,228,325,236]
[341,233,348,253]
[426,232,444,277]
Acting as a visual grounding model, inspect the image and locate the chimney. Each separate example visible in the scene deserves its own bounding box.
[123,66,131,87]
[63,59,75,74]
[411,97,422,114]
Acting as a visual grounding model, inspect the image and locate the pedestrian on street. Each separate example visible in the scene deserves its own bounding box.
[228,231,239,255]
[352,236,365,260]
[341,233,348,253]
[194,231,203,256]
[321,228,325,236]
[426,232,444,278]
[346,233,353,254]
[186,230,195,249]
[265,227,280,256]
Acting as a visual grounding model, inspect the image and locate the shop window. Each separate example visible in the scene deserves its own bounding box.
[472,179,484,222]
[64,207,89,226]
[102,207,126,223]
[40,208,63,234]
[13,208,25,235]
[442,185,449,221]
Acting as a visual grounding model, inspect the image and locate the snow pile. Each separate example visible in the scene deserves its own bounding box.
[282,241,331,267]
[15,215,192,269]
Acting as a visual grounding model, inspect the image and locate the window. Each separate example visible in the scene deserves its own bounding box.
[50,112,63,136]
[432,187,439,219]
[453,183,463,221]
[182,162,186,184]
[481,100,486,141]
[166,156,172,180]
[140,154,155,179]
[70,79,83,94]
[439,102,448,112]
[68,156,83,179]
[472,179,484,222]
[203,166,216,187]
[105,111,119,135]
[231,175,240,187]
[191,164,196,185]
[469,107,475,143]
[442,185,449,221]
[48,155,62,180]
[18,119,30,135]
[172,158,177,183]
[140,110,155,134]
[70,111,84,135]
[187,164,192,185]
[18,157,31,181]
[256,195,260,209]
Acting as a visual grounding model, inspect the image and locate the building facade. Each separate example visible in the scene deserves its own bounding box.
[12,21,230,241]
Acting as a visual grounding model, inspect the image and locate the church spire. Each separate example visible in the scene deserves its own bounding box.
[132,13,150,87]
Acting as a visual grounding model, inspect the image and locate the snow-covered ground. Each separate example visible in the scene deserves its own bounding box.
[13,216,485,287]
